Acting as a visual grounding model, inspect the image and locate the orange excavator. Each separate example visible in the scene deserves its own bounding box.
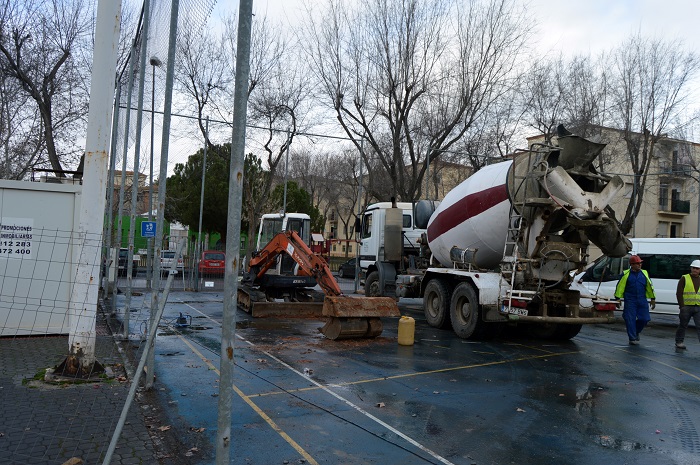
[238,229,400,340]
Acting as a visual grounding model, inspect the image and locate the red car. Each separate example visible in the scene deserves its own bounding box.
[198,250,226,275]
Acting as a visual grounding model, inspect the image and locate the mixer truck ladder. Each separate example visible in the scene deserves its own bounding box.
[500,206,523,301]
[499,150,538,313]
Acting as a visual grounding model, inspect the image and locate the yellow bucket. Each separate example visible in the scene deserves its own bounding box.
[398,315,415,346]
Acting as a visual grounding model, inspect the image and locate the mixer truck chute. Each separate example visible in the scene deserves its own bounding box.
[364,125,631,340]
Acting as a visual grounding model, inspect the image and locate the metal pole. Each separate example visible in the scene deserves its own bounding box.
[112,40,137,326]
[147,0,180,390]
[67,0,121,370]
[124,0,151,339]
[696,176,700,237]
[632,173,637,238]
[354,137,364,293]
[425,152,430,200]
[196,118,209,290]
[282,129,291,215]
[147,55,161,289]
[216,1,253,462]
[104,82,121,300]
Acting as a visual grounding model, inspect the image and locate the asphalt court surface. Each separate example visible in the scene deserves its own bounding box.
[116,287,700,465]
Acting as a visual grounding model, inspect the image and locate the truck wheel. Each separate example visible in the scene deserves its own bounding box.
[554,324,582,340]
[527,323,558,339]
[423,279,451,328]
[450,282,483,339]
[365,271,381,296]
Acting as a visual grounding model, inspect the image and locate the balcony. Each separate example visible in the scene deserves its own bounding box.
[659,162,693,177]
[658,198,690,216]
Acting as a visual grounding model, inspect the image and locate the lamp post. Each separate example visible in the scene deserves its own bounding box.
[147,56,162,289]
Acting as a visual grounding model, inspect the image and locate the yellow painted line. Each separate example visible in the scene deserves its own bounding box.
[176,334,319,465]
[251,350,579,398]
[613,346,700,382]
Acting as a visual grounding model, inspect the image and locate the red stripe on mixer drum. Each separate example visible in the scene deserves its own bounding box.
[427,184,508,241]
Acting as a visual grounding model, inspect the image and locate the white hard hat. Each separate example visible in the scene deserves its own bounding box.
[691,260,700,268]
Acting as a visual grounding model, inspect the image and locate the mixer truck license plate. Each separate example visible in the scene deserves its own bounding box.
[502,305,528,316]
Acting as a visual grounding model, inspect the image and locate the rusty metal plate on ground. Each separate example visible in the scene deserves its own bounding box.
[322,296,400,318]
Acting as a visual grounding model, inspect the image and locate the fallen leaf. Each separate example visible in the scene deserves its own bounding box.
[376,402,385,408]
[158,425,171,432]
[516,408,526,413]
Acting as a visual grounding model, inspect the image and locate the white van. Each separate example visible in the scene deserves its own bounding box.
[575,238,700,315]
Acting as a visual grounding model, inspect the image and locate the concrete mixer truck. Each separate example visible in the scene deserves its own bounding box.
[362,125,632,340]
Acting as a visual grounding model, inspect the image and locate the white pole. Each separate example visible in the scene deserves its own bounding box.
[67,0,121,370]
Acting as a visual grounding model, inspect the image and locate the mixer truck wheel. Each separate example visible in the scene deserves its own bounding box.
[527,323,559,339]
[365,271,381,297]
[450,282,484,339]
[554,324,582,340]
[423,279,452,329]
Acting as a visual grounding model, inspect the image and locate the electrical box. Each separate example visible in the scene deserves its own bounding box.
[0,180,82,336]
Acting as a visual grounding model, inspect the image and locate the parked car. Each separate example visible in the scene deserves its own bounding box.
[198,250,225,276]
[160,250,184,274]
[337,258,357,279]
[118,248,139,277]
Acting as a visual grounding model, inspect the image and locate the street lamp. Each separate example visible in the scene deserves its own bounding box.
[147,56,162,288]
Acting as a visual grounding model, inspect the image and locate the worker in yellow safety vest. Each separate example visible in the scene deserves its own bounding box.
[614,255,655,345]
[674,259,700,350]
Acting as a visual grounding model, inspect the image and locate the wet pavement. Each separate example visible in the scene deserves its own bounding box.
[115,281,700,465]
[5,272,697,465]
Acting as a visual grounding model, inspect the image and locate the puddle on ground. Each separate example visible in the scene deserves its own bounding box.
[677,382,700,395]
[235,320,294,331]
[525,382,607,413]
[594,434,654,452]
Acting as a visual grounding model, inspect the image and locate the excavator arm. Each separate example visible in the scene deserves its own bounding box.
[245,229,400,341]
[247,230,342,297]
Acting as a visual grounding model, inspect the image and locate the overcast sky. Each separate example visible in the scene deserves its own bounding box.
[240,0,700,58]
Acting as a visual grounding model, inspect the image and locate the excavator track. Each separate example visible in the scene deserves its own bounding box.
[237,284,325,318]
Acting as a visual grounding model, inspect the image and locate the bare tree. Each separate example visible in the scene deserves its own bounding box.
[174,24,231,150]
[289,148,365,243]
[0,70,44,179]
[0,0,93,177]
[607,33,700,234]
[519,56,567,144]
[301,0,532,201]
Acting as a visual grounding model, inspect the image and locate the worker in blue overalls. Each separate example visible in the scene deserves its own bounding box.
[614,255,656,345]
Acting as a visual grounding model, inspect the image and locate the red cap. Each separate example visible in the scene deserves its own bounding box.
[629,255,642,264]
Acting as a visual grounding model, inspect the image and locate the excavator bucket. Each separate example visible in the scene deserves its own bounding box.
[319,296,401,340]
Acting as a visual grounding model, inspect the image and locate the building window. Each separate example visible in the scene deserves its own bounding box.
[659,184,669,210]
[342,245,346,253]
[656,221,669,238]
[670,222,682,238]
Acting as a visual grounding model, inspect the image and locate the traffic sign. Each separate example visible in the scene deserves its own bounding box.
[141,221,156,238]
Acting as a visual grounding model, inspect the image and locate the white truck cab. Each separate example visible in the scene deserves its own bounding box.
[359,202,426,269]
